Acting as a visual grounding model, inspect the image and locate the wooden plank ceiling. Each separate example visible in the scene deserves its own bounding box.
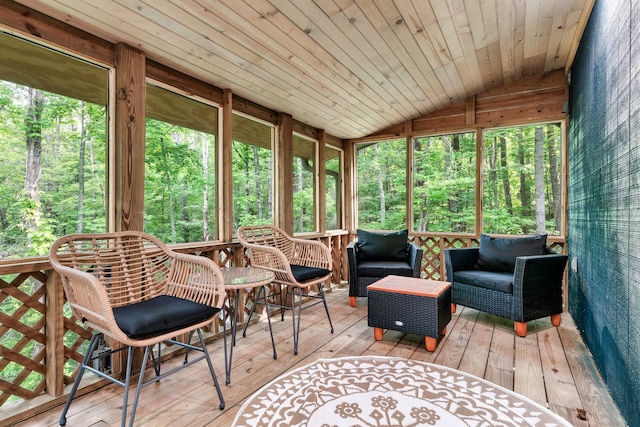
[14,0,594,140]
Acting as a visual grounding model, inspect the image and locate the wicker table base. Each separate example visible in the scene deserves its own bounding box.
[368,275,451,351]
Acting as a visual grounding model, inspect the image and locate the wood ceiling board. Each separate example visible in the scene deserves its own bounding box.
[13,0,594,139]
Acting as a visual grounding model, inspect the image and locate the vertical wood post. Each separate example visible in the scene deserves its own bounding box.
[277,113,293,234]
[113,42,146,374]
[317,129,326,233]
[344,141,356,232]
[475,128,484,236]
[114,43,145,233]
[220,89,234,242]
[45,270,64,397]
[405,134,413,230]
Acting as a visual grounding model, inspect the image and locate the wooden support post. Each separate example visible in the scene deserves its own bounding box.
[317,129,326,233]
[114,42,146,374]
[465,95,476,125]
[277,113,293,235]
[220,89,234,242]
[114,43,145,233]
[45,271,64,397]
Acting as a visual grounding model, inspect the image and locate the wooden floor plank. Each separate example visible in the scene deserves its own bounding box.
[556,315,626,427]
[458,311,493,378]
[538,325,583,409]
[514,324,546,405]
[12,286,627,427]
[485,316,515,390]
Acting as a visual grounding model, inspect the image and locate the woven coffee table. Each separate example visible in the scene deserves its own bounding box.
[368,275,451,351]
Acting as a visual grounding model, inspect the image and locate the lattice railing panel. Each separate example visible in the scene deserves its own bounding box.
[412,236,442,280]
[0,240,249,413]
[61,311,93,386]
[0,273,47,406]
[411,235,565,284]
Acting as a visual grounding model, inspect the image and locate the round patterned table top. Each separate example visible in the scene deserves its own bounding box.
[232,356,573,427]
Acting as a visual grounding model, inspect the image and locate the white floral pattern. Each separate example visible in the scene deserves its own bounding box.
[232,356,573,427]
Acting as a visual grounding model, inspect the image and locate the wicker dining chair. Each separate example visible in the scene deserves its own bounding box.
[237,225,334,355]
[48,232,226,427]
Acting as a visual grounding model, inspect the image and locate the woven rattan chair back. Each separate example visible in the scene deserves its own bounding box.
[49,231,226,426]
[236,225,334,354]
[49,231,226,345]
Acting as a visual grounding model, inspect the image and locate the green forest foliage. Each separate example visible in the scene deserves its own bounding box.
[357,123,562,235]
[0,82,107,259]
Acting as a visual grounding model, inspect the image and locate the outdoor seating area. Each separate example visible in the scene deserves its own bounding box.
[347,229,423,307]
[1,1,639,426]
[445,234,568,337]
[11,288,625,426]
[47,232,227,426]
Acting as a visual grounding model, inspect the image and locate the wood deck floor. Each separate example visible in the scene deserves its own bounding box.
[16,286,625,427]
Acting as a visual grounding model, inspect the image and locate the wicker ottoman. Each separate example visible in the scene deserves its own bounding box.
[368,275,451,351]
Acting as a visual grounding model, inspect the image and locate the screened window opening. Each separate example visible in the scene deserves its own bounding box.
[293,133,317,233]
[325,145,343,230]
[144,84,218,244]
[0,32,108,258]
[356,139,406,230]
[412,132,476,233]
[482,123,563,235]
[232,113,274,231]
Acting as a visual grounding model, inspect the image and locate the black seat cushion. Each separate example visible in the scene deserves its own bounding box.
[290,264,331,282]
[357,260,413,278]
[113,295,220,339]
[476,234,548,273]
[453,270,514,294]
[356,229,409,262]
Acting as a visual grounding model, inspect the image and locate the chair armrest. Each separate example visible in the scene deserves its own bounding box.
[347,240,358,284]
[444,247,480,282]
[51,264,115,334]
[513,254,568,294]
[512,254,568,319]
[167,251,226,308]
[290,238,332,270]
[408,242,423,277]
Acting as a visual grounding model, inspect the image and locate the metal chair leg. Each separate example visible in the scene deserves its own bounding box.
[225,290,241,385]
[197,328,225,410]
[292,287,304,355]
[120,346,135,427]
[242,286,260,337]
[59,333,102,426]
[128,345,151,427]
[318,283,334,333]
[262,285,277,360]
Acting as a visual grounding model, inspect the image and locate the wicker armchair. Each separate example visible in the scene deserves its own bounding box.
[48,232,226,427]
[347,229,423,307]
[237,225,333,355]
[445,234,568,337]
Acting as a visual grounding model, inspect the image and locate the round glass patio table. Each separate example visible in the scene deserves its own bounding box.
[222,266,275,385]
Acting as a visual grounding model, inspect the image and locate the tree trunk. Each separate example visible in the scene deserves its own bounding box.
[489,137,498,209]
[534,127,546,234]
[499,136,513,215]
[77,102,86,233]
[374,144,386,224]
[253,146,263,220]
[296,158,303,232]
[547,125,561,233]
[518,130,531,223]
[445,135,461,231]
[23,88,44,245]
[202,135,210,240]
[160,135,176,242]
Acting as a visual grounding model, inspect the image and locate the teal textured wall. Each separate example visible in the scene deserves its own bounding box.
[569,0,639,425]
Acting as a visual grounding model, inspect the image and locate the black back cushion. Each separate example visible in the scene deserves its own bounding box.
[356,229,408,262]
[476,234,548,272]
